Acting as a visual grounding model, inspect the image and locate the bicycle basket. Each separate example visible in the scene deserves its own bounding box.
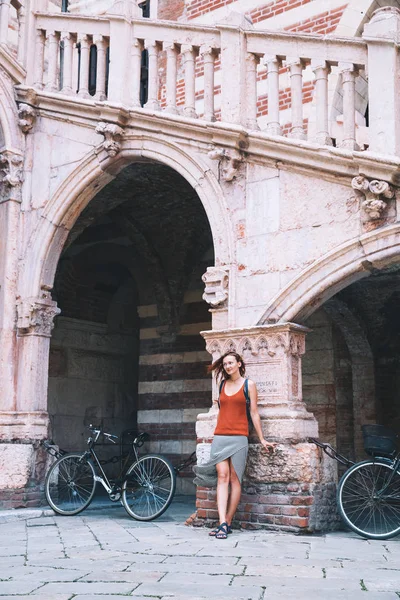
[362,424,398,457]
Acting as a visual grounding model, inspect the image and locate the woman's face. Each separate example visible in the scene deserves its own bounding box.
[223,354,241,377]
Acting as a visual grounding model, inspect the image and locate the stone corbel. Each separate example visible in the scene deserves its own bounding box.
[17,293,61,337]
[352,176,395,220]
[17,103,37,133]
[202,267,229,308]
[207,145,243,182]
[0,151,24,203]
[95,122,125,157]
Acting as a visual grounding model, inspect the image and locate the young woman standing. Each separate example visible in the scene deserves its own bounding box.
[193,351,276,539]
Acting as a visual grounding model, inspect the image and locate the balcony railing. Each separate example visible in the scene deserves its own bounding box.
[5,7,400,157]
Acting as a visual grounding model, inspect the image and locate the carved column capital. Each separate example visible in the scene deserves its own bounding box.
[17,294,61,337]
[202,267,229,308]
[0,151,24,203]
[18,103,37,133]
[95,122,125,157]
[352,176,395,220]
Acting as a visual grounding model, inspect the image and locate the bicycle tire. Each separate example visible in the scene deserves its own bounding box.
[337,458,400,540]
[121,454,176,521]
[45,452,97,516]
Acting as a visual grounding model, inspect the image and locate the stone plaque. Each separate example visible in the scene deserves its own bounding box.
[246,359,283,398]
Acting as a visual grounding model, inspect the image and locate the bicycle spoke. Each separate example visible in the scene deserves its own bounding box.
[45,454,96,516]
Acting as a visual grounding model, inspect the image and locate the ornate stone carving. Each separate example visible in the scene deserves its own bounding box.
[95,122,124,157]
[0,151,24,202]
[17,103,37,133]
[202,267,229,307]
[17,294,61,337]
[207,145,243,182]
[351,176,395,220]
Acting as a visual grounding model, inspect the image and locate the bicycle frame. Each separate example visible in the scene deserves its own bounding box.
[83,428,141,495]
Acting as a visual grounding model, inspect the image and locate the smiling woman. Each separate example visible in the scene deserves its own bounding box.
[193,351,276,539]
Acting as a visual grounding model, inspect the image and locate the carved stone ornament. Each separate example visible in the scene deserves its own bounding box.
[18,103,37,133]
[207,145,243,182]
[202,267,229,308]
[0,152,24,203]
[95,122,124,157]
[17,294,61,337]
[351,176,395,220]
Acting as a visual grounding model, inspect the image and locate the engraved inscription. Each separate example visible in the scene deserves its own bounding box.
[247,360,283,397]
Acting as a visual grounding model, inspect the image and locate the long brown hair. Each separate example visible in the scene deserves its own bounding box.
[207,351,246,382]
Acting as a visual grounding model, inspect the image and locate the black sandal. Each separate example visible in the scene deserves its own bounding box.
[209,523,232,536]
[215,522,229,539]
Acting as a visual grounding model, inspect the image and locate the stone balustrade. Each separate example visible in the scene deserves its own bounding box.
[12,7,400,157]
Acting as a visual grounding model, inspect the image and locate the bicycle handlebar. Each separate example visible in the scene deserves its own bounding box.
[308,437,355,467]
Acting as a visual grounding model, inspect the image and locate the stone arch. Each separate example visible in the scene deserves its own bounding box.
[19,137,233,299]
[0,75,24,151]
[258,223,400,325]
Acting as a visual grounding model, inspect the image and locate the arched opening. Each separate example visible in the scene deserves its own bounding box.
[302,262,400,481]
[47,160,214,495]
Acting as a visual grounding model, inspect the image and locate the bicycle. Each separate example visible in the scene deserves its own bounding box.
[42,425,177,521]
[310,424,400,540]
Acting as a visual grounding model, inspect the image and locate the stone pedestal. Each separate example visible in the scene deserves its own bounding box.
[194,324,336,532]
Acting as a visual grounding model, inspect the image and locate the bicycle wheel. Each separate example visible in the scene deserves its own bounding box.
[338,459,400,540]
[122,454,176,521]
[45,453,96,516]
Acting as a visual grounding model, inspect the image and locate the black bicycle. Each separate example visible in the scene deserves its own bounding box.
[310,424,400,540]
[43,426,177,521]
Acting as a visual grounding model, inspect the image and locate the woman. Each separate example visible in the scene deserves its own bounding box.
[193,351,276,539]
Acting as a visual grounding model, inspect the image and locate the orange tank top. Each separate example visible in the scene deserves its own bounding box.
[214,381,249,437]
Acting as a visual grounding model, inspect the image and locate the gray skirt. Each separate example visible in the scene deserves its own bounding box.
[193,435,248,488]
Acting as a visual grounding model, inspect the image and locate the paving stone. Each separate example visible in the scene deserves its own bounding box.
[30,581,139,595]
[79,569,163,582]
[231,574,363,590]
[135,581,264,599]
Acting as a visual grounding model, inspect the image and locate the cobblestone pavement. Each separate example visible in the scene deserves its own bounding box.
[1,497,400,600]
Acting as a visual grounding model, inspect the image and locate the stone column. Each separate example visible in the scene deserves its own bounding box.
[311,59,332,146]
[287,57,306,139]
[17,5,26,64]
[263,55,282,136]
[144,39,160,111]
[339,62,359,150]
[33,29,46,89]
[77,33,90,98]
[130,38,142,108]
[363,7,400,155]
[245,52,260,130]
[164,42,178,115]
[61,32,74,95]
[181,44,198,119]
[195,324,326,532]
[45,31,60,92]
[200,45,216,122]
[93,35,107,101]
[0,0,11,46]
[0,151,24,414]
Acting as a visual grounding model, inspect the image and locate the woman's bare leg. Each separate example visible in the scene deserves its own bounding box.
[226,458,242,526]
[216,459,230,524]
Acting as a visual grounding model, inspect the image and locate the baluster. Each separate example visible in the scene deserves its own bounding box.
[0,0,11,45]
[287,57,306,139]
[93,35,107,101]
[200,45,216,122]
[17,6,26,63]
[263,55,282,136]
[311,59,332,146]
[61,32,73,94]
[72,38,80,94]
[45,31,60,92]
[78,33,90,98]
[181,44,198,118]
[245,52,260,130]
[164,42,178,114]
[144,39,160,111]
[130,38,142,108]
[339,62,359,150]
[34,29,45,89]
